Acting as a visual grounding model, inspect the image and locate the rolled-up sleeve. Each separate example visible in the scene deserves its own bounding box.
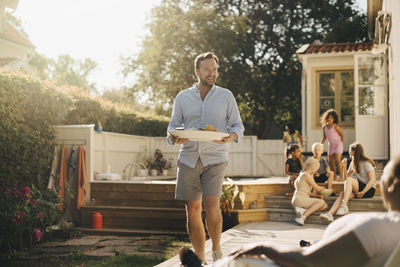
[166,94,183,145]
[227,92,244,142]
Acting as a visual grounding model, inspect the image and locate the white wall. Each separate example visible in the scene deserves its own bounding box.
[300,53,359,152]
[383,0,400,157]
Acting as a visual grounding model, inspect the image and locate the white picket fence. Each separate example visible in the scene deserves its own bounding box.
[54,125,286,182]
[93,132,286,178]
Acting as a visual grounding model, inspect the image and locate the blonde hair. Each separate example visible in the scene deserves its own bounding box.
[303,158,320,172]
[312,142,323,152]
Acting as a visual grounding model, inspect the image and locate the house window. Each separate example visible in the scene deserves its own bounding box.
[317,70,354,126]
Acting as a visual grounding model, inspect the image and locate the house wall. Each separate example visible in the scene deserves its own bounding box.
[0,38,30,60]
[383,0,400,157]
[300,53,362,153]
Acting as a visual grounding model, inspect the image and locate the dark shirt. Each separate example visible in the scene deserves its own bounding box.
[285,158,302,174]
[316,157,330,175]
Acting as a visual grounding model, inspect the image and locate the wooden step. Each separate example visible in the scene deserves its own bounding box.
[264,195,385,212]
[266,208,341,225]
[81,205,187,232]
[73,227,187,236]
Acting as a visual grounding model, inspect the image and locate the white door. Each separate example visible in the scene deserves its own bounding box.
[354,54,388,159]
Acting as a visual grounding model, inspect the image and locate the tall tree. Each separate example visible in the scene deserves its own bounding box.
[30,53,98,92]
[123,0,367,138]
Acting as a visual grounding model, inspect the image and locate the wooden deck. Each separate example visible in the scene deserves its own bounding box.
[156,221,326,266]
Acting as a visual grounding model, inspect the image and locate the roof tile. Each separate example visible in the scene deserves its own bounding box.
[298,42,373,54]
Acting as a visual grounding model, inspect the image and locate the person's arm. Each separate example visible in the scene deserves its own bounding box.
[166,95,189,145]
[356,169,376,198]
[224,92,244,143]
[299,154,304,169]
[346,160,354,178]
[335,124,344,142]
[231,231,369,267]
[297,131,304,147]
[321,125,327,144]
[285,163,291,176]
[283,132,288,143]
[305,173,324,193]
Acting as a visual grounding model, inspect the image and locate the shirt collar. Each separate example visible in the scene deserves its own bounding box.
[194,84,216,94]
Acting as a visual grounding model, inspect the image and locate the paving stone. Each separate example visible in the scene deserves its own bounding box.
[98,238,136,246]
[83,246,116,257]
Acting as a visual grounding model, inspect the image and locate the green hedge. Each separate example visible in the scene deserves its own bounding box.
[0,69,168,187]
[0,69,169,252]
[0,70,71,188]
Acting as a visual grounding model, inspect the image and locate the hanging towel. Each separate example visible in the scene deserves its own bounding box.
[63,146,79,222]
[48,145,60,190]
[76,145,87,210]
[57,146,69,212]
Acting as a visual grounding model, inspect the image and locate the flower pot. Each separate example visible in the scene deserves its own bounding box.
[222,212,238,231]
[151,169,158,176]
[162,169,168,176]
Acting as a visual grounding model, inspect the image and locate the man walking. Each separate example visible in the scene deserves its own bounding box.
[167,52,244,263]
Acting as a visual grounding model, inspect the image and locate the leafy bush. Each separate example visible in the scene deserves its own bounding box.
[0,184,61,252]
[0,69,71,188]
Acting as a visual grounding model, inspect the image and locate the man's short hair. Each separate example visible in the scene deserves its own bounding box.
[195,52,219,70]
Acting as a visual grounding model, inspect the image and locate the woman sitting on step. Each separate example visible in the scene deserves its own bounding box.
[320,142,376,223]
[291,157,328,226]
[209,155,400,267]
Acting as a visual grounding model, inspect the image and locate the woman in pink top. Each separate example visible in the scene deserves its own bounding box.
[321,109,344,180]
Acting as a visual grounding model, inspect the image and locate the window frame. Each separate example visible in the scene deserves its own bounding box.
[313,67,355,129]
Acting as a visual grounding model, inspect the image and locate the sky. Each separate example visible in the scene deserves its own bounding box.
[13,0,367,94]
[14,0,160,93]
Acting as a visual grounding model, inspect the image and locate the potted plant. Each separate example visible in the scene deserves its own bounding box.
[220,178,245,231]
[149,149,171,176]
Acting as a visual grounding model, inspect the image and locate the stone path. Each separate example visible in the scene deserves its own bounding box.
[7,233,190,263]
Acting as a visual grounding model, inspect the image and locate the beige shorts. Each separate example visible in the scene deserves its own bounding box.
[175,159,227,201]
[292,195,324,209]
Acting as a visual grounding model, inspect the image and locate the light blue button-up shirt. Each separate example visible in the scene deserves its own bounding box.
[167,85,244,168]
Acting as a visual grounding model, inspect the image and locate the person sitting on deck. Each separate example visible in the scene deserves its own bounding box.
[319,142,376,223]
[284,144,303,197]
[185,154,400,267]
[312,142,334,193]
[291,158,328,226]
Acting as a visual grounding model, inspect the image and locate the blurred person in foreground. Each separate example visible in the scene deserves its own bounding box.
[181,155,400,267]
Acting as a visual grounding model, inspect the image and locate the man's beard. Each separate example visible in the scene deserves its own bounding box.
[199,77,215,88]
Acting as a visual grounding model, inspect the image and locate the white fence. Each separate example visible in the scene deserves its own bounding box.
[55,125,286,182]
[94,132,286,178]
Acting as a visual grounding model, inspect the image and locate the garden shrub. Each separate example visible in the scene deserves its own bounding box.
[0,69,68,252]
[0,69,71,188]
[0,69,168,252]
[0,184,61,252]
[62,97,169,137]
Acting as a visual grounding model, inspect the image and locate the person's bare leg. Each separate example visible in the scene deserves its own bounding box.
[304,200,327,218]
[336,153,343,181]
[327,171,334,189]
[186,200,206,262]
[203,196,222,252]
[342,178,358,206]
[327,191,344,215]
[328,155,337,180]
